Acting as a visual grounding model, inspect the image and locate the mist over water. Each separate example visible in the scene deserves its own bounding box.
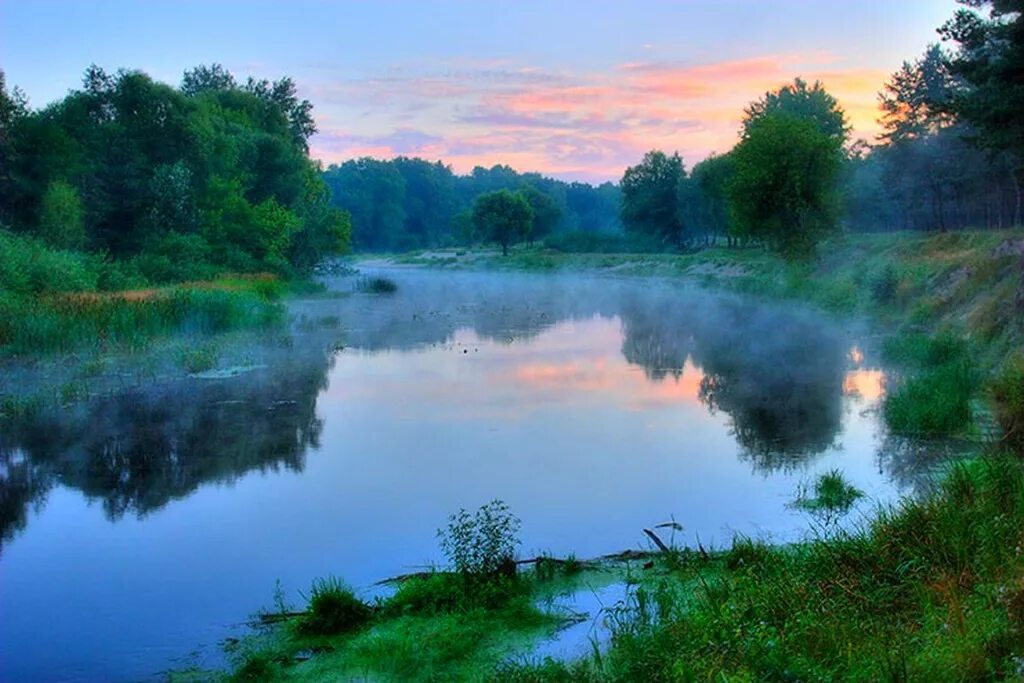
[0,269,922,681]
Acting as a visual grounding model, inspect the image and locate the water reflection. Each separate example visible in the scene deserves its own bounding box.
[0,353,330,551]
[0,270,924,682]
[1,273,883,552]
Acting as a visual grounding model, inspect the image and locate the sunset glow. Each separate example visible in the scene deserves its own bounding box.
[2,0,959,181]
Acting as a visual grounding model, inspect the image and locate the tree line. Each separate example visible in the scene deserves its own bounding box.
[0,63,350,282]
[321,158,621,252]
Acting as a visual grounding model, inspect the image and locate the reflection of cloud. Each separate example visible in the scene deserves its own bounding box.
[843,369,886,402]
[309,52,889,181]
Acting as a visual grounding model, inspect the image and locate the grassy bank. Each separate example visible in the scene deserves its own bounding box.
[0,229,286,356]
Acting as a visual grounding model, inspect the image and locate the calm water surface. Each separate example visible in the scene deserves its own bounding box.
[0,270,923,681]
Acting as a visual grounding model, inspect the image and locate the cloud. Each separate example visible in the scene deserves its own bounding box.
[308,54,889,182]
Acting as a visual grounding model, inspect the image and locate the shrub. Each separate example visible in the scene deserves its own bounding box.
[356,276,398,294]
[870,265,899,305]
[438,499,521,575]
[298,576,372,636]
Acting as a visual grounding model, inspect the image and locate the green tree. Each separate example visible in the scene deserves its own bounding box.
[471,189,533,256]
[728,110,843,259]
[939,0,1024,223]
[690,153,735,245]
[744,77,850,145]
[517,184,562,242]
[620,150,686,247]
[879,45,957,143]
[38,180,86,250]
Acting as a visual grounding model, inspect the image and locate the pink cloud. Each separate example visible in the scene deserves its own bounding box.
[309,53,890,181]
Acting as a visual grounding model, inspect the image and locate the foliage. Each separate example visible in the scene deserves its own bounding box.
[322,159,620,252]
[38,180,86,249]
[471,190,534,256]
[728,109,844,259]
[743,77,850,144]
[298,576,372,636]
[620,150,686,247]
[438,499,521,575]
[940,0,1024,162]
[518,184,562,243]
[0,64,348,275]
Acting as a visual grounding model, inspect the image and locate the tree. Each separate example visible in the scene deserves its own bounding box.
[620,150,686,246]
[471,189,533,256]
[517,184,562,242]
[879,45,957,143]
[939,0,1024,224]
[728,110,843,258]
[744,78,849,146]
[38,180,86,249]
[181,64,237,96]
[689,153,735,245]
[322,159,406,251]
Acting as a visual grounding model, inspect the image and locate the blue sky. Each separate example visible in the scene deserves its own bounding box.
[0,1,959,181]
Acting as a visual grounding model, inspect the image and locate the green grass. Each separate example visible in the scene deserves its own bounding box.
[0,229,286,356]
[792,469,864,515]
[499,453,1024,682]
[883,333,979,436]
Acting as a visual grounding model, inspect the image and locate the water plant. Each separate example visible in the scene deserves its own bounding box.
[356,276,398,294]
[439,499,521,576]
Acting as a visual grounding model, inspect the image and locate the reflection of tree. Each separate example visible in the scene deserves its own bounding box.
[875,435,965,497]
[0,352,331,551]
[619,295,847,472]
[0,449,52,551]
[619,296,694,381]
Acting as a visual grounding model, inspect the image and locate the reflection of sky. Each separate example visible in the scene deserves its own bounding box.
[1,315,893,682]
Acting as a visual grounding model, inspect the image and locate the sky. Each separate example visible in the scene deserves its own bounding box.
[0,1,960,182]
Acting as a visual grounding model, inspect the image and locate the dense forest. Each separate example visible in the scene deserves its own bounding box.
[0,64,350,283]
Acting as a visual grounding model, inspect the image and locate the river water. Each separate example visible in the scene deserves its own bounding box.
[0,270,926,681]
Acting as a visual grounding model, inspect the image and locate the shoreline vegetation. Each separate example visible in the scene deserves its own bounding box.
[183,227,1024,682]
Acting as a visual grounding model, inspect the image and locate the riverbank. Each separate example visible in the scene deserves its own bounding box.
[192,230,1024,681]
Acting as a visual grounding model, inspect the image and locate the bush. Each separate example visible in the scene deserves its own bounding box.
[298,576,372,635]
[356,276,398,294]
[438,499,521,575]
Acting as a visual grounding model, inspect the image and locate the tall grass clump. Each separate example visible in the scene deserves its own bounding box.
[792,469,864,521]
[883,332,978,436]
[356,276,398,294]
[298,576,372,636]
